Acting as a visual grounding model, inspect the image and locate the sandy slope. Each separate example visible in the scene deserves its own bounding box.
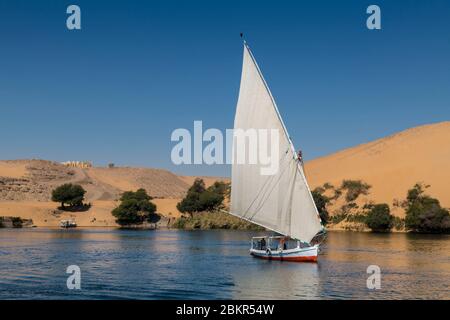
[86,167,190,199]
[305,121,450,215]
[0,161,27,178]
[179,176,229,188]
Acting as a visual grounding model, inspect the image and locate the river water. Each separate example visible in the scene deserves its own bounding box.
[0,228,448,299]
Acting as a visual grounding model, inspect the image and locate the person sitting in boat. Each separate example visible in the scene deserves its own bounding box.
[279,237,288,250]
[260,238,266,250]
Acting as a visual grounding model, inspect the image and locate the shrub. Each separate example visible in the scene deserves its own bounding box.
[171,211,264,230]
[51,184,86,209]
[404,183,450,233]
[332,188,342,201]
[346,214,367,224]
[340,180,371,202]
[189,178,206,193]
[199,191,224,212]
[393,216,405,231]
[112,189,157,226]
[342,202,358,211]
[316,182,341,201]
[365,203,393,232]
[177,179,225,216]
[329,213,347,224]
[312,189,330,225]
[208,181,230,198]
[120,188,152,202]
[323,182,334,190]
[172,217,187,229]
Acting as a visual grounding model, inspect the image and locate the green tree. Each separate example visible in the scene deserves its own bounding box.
[199,190,224,212]
[340,180,371,202]
[189,178,206,193]
[51,184,86,208]
[312,189,330,225]
[207,181,230,197]
[404,183,450,233]
[365,203,394,232]
[120,188,152,202]
[112,189,157,226]
[177,178,225,216]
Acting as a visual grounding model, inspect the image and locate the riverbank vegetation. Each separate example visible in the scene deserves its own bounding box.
[311,189,330,224]
[172,211,264,230]
[402,183,450,233]
[176,179,228,217]
[313,180,449,234]
[365,204,394,232]
[173,179,262,230]
[105,177,449,234]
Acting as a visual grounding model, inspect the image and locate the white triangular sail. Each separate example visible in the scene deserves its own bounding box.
[230,43,323,243]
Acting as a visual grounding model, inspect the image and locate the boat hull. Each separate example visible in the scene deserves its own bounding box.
[250,245,319,263]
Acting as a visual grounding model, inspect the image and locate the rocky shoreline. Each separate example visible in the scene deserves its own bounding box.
[0,216,34,228]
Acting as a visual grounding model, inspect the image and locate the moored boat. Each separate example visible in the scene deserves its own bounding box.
[60,219,77,228]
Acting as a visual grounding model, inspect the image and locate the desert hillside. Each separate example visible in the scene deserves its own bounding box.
[0,160,195,201]
[0,160,226,226]
[305,121,450,216]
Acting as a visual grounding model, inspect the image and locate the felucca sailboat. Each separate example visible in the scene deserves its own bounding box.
[228,41,325,262]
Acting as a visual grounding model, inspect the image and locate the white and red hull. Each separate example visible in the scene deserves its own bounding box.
[250,244,319,263]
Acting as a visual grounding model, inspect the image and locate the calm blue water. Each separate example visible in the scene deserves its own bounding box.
[0,229,449,299]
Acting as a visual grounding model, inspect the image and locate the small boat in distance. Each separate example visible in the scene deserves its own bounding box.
[60,220,77,228]
[228,41,326,262]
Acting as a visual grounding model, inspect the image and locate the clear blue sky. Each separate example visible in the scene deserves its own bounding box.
[1,0,449,176]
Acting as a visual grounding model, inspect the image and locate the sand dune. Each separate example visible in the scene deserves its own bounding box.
[305,121,450,215]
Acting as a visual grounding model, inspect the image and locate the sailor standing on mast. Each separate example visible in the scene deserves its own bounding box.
[297,150,303,165]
